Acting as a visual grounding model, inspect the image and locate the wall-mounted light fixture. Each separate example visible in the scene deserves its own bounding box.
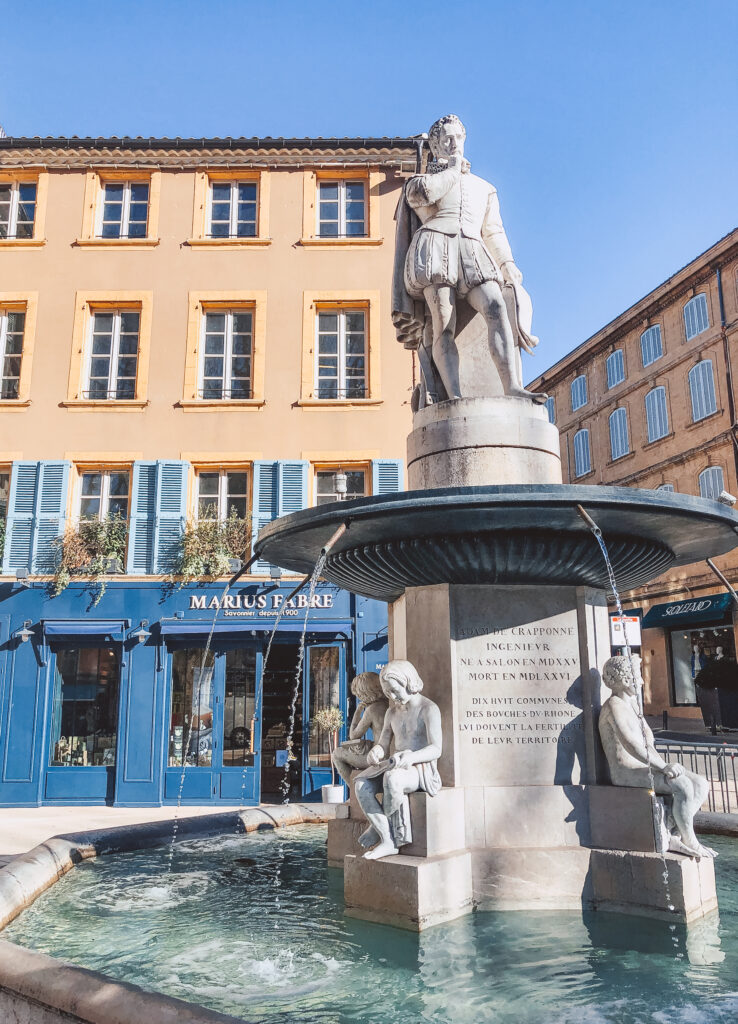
[129,620,151,645]
[269,564,282,579]
[14,620,34,643]
[334,470,348,501]
[15,568,30,589]
[227,557,243,575]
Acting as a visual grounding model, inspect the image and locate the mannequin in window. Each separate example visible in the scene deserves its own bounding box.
[715,646,725,661]
[691,644,706,679]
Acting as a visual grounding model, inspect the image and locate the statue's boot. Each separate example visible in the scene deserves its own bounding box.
[358,825,380,848]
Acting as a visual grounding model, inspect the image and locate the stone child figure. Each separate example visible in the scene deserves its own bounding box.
[392,113,547,407]
[598,655,716,859]
[354,660,442,860]
[331,672,389,785]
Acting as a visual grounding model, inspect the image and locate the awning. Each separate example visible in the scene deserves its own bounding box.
[641,593,734,630]
[42,620,128,642]
[159,619,348,637]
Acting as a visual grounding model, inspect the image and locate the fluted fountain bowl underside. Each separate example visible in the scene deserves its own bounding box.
[255,485,738,602]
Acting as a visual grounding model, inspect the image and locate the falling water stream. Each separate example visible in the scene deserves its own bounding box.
[578,506,680,939]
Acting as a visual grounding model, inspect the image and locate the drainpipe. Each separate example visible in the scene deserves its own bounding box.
[717,266,738,485]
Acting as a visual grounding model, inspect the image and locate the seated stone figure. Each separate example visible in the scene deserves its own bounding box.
[599,655,716,859]
[331,672,389,785]
[353,660,442,860]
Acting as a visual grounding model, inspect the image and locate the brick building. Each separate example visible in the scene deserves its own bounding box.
[528,228,738,721]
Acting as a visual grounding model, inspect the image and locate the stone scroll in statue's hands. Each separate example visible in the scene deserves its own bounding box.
[353,660,442,860]
[392,114,548,409]
[331,673,389,786]
[598,655,716,860]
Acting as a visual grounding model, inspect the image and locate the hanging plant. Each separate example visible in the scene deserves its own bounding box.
[51,514,128,605]
[170,509,252,587]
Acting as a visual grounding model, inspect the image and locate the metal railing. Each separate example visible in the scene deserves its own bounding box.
[655,739,738,814]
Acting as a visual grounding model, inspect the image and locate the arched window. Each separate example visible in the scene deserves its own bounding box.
[605,350,625,389]
[688,360,717,422]
[644,386,669,442]
[609,407,629,460]
[656,483,674,493]
[684,294,709,341]
[699,466,724,501]
[544,395,555,424]
[573,429,591,477]
[571,374,587,411]
[640,325,663,367]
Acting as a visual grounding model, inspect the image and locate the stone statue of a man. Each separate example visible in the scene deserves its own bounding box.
[392,113,547,407]
[354,660,442,860]
[331,672,389,785]
[599,655,716,859]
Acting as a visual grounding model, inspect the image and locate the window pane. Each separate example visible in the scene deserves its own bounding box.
[130,183,149,202]
[198,473,219,496]
[93,313,114,335]
[222,649,256,768]
[90,357,111,379]
[235,220,256,237]
[49,648,120,767]
[205,313,226,333]
[204,357,224,377]
[211,183,231,201]
[319,183,339,200]
[205,335,225,354]
[226,472,248,495]
[169,649,215,767]
[238,183,257,201]
[318,313,338,332]
[232,312,252,334]
[345,470,366,496]
[226,496,247,518]
[308,647,340,767]
[345,182,365,201]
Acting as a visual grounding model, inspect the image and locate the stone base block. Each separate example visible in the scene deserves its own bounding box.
[344,851,473,931]
[466,784,590,850]
[472,846,594,911]
[327,817,367,868]
[590,849,718,923]
[589,785,663,853]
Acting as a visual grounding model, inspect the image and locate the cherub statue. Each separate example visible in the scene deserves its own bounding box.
[331,672,389,785]
[598,655,716,859]
[353,660,442,860]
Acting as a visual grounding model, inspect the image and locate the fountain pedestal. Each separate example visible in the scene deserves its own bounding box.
[328,581,718,929]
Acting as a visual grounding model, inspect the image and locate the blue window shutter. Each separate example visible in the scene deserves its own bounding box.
[126,461,157,574]
[250,461,278,574]
[32,461,71,573]
[278,461,309,516]
[2,461,39,575]
[372,459,404,494]
[154,461,189,574]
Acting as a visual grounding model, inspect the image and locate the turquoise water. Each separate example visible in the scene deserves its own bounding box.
[4,825,738,1023]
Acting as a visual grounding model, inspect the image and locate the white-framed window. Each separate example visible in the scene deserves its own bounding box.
[544,395,555,424]
[656,483,675,493]
[573,429,591,477]
[645,386,669,442]
[609,407,629,460]
[97,181,149,239]
[641,325,663,367]
[79,470,130,521]
[208,180,257,238]
[196,470,249,520]
[571,374,587,411]
[688,360,717,422]
[699,466,724,501]
[317,180,366,237]
[199,310,253,400]
[315,467,367,505]
[0,181,36,239]
[85,310,140,400]
[0,309,24,399]
[605,350,625,389]
[684,294,709,341]
[315,309,367,399]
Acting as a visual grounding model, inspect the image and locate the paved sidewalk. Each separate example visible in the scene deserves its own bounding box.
[0,806,221,864]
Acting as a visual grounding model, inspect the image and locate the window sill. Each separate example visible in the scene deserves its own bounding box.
[685,409,723,429]
[0,238,45,248]
[643,431,674,449]
[186,238,272,249]
[60,399,149,411]
[607,450,636,467]
[299,237,383,248]
[74,238,160,248]
[574,469,596,481]
[297,398,383,408]
[0,399,32,409]
[176,399,265,411]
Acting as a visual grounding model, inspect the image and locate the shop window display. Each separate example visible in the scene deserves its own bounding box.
[49,647,120,766]
[222,649,256,768]
[169,649,215,767]
[670,627,736,706]
[308,646,341,769]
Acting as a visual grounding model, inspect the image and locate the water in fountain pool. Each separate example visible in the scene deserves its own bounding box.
[4,824,738,1024]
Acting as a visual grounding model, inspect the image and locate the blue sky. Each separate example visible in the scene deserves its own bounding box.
[2,0,736,375]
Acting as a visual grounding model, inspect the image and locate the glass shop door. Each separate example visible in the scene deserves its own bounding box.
[302,642,346,799]
[165,644,261,804]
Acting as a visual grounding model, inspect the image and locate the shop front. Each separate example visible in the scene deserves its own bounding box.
[641,592,736,707]
[0,578,387,807]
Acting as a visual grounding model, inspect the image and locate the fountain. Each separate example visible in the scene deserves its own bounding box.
[254,114,738,932]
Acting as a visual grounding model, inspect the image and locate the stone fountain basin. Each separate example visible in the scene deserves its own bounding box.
[255,484,738,602]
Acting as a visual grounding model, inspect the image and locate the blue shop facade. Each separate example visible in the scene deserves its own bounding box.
[0,578,388,807]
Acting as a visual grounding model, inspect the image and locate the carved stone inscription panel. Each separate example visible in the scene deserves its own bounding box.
[451,587,586,787]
